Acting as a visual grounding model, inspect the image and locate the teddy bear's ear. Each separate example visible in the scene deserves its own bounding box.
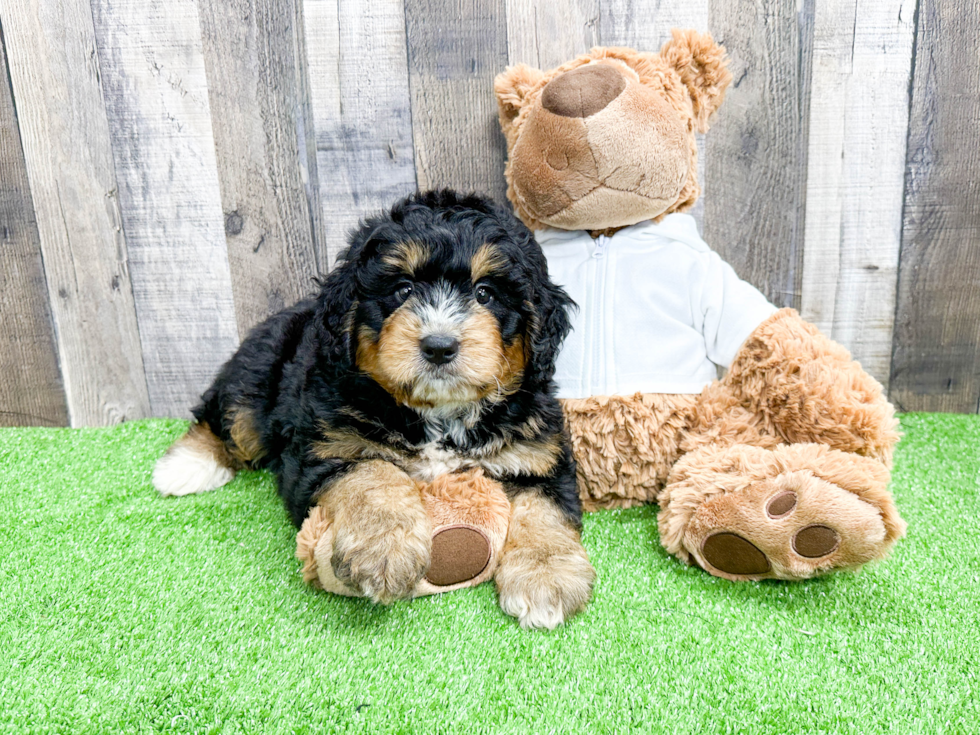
[494,64,546,134]
[659,29,733,133]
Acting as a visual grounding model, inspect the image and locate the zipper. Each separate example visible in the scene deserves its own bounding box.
[591,235,609,390]
[593,234,609,258]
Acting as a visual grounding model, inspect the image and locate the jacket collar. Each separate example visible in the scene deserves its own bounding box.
[534,213,701,248]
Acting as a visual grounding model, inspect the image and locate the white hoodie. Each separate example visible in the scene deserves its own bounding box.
[536,214,778,399]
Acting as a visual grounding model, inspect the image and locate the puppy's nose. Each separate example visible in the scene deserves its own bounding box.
[420,335,459,365]
[541,63,627,118]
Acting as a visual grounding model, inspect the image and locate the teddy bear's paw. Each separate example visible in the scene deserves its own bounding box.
[684,470,892,582]
[495,540,595,630]
[330,505,432,605]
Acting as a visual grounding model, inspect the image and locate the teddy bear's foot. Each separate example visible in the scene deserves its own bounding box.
[297,468,513,599]
[687,471,892,581]
[659,444,906,581]
[418,470,511,592]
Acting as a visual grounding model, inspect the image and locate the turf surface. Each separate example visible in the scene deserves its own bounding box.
[1,414,978,734]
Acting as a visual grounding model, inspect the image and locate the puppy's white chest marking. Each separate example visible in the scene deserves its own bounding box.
[408,442,470,481]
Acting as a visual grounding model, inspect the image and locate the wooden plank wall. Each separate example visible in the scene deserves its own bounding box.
[0,0,977,424]
[3,0,150,425]
[890,0,980,413]
[0,28,68,427]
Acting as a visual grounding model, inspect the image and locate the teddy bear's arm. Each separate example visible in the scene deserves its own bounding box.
[697,250,779,370]
[723,308,901,464]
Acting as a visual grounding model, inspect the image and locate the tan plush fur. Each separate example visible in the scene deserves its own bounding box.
[561,393,699,511]
[495,492,596,630]
[723,309,902,464]
[561,310,905,581]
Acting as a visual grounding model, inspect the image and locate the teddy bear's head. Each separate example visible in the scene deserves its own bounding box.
[494,30,732,233]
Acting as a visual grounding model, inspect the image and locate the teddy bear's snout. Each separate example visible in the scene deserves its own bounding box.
[541,64,626,118]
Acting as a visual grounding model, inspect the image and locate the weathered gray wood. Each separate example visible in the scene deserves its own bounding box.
[2,0,151,426]
[599,0,709,227]
[198,0,326,334]
[600,0,709,50]
[303,0,417,268]
[0,28,69,428]
[3,0,980,419]
[890,0,980,414]
[90,0,240,418]
[405,0,509,205]
[505,0,599,70]
[799,0,915,388]
[703,0,814,309]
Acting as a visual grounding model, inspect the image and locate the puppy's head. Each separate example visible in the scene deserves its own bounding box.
[317,190,573,415]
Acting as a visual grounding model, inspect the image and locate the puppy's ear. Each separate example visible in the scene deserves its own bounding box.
[495,64,545,138]
[659,29,732,133]
[315,258,359,367]
[526,278,574,384]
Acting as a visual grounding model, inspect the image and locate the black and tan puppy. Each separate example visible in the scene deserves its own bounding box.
[153,190,594,629]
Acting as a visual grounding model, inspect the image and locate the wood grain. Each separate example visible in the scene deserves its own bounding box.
[2,0,150,426]
[703,0,815,309]
[890,0,980,413]
[198,0,326,335]
[3,1,980,418]
[505,0,599,70]
[303,0,417,268]
[404,0,509,204]
[800,0,915,388]
[90,0,240,418]
[600,0,709,51]
[0,26,68,427]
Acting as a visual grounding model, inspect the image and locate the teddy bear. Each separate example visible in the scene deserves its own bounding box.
[493,29,906,581]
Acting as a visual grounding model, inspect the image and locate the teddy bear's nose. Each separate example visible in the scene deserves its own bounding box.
[541,64,627,118]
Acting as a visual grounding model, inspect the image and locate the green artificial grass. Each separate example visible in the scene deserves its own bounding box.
[1,414,978,734]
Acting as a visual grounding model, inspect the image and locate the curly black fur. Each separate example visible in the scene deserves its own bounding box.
[192,190,580,527]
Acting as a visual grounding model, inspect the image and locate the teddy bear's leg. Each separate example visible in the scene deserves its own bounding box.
[495,492,595,630]
[561,394,698,511]
[724,308,901,464]
[296,459,432,604]
[658,443,906,581]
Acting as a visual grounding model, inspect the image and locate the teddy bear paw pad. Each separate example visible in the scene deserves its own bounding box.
[685,472,886,582]
[425,525,491,587]
[701,532,770,575]
[792,524,841,557]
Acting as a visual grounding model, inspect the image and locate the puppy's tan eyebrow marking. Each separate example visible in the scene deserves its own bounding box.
[383,240,429,275]
[471,243,507,281]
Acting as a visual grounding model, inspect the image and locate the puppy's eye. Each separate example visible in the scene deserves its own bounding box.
[394,283,414,303]
[475,285,493,305]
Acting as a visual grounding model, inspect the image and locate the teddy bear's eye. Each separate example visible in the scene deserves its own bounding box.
[475,285,493,305]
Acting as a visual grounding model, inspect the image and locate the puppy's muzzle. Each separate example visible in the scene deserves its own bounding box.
[420,334,459,366]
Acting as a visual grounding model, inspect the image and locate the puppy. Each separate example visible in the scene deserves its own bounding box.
[153,190,595,629]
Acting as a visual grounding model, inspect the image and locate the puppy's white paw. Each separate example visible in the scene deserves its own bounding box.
[496,545,595,630]
[153,442,235,496]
